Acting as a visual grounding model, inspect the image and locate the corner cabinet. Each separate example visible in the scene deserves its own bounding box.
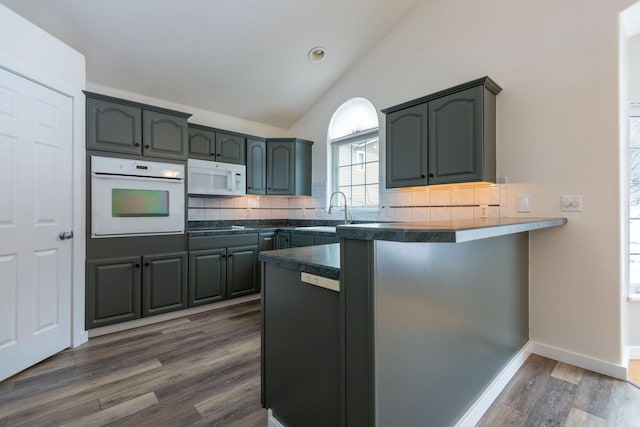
[85,92,190,161]
[266,138,313,196]
[383,77,501,188]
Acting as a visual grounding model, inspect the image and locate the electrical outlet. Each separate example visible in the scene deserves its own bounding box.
[479,204,489,218]
[561,195,582,212]
[517,195,530,213]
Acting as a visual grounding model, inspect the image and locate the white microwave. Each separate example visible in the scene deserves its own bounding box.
[187,159,246,196]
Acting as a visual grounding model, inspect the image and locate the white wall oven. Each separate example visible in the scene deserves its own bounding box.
[91,156,185,238]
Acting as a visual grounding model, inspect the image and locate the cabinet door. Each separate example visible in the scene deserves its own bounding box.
[189,249,226,307]
[290,232,314,248]
[86,98,142,155]
[247,138,267,194]
[227,245,259,298]
[275,232,290,249]
[259,232,276,252]
[86,256,141,329]
[188,126,216,160]
[428,86,484,184]
[142,252,188,316]
[143,110,188,160]
[385,104,428,188]
[267,141,294,195]
[216,132,246,164]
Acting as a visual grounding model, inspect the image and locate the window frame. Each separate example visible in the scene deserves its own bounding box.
[630,104,640,295]
[331,128,380,210]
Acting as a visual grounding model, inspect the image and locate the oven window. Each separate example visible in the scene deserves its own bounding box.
[112,189,170,217]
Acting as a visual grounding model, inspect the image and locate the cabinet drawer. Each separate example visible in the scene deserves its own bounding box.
[189,233,258,250]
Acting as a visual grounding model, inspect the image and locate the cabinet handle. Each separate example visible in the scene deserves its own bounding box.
[144,262,150,267]
[268,187,271,190]
[135,263,140,268]
[429,173,434,178]
[210,153,215,156]
[217,153,221,157]
[228,254,233,257]
[145,145,150,149]
[248,186,252,189]
[420,174,425,179]
[134,143,141,147]
[222,254,226,258]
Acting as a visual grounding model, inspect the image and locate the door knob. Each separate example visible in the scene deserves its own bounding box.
[58,231,73,240]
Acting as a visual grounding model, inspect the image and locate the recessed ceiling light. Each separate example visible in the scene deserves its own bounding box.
[308,46,327,63]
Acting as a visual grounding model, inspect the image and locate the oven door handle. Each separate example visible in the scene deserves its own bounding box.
[92,173,183,184]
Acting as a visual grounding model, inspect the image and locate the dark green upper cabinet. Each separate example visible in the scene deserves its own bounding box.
[382,77,500,188]
[216,131,246,164]
[143,110,188,160]
[266,138,312,196]
[188,125,216,160]
[85,91,191,160]
[86,98,142,155]
[428,86,488,184]
[247,138,267,194]
[386,104,428,188]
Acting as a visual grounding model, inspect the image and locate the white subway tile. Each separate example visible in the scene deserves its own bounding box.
[219,198,235,208]
[395,208,412,221]
[188,208,204,221]
[412,207,430,221]
[188,197,204,208]
[489,206,500,218]
[430,188,451,206]
[430,207,451,221]
[204,209,221,220]
[382,191,397,207]
[412,189,430,207]
[500,185,509,207]
[451,206,474,220]
[474,185,500,205]
[500,206,509,218]
[234,197,248,208]
[204,198,220,208]
[396,191,413,207]
[451,188,474,205]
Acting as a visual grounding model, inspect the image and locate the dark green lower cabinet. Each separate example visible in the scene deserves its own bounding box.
[86,251,188,328]
[275,232,290,249]
[189,249,226,307]
[227,245,259,298]
[142,252,188,316]
[188,242,259,306]
[86,256,142,329]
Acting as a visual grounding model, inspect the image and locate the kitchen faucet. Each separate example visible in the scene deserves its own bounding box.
[328,191,351,224]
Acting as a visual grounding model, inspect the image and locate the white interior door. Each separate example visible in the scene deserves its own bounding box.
[0,67,73,381]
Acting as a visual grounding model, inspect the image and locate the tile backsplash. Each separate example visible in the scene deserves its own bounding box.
[188,182,508,222]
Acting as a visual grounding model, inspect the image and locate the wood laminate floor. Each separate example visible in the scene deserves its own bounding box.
[2,300,640,426]
[0,301,266,427]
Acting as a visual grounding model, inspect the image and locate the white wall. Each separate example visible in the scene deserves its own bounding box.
[290,0,637,365]
[0,4,85,89]
[0,4,88,347]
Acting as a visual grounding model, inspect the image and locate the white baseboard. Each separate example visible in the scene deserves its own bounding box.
[628,346,640,360]
[529,341,627,380]
[455,342,532,427]
[268,409,286,427]
[88,294,260,338]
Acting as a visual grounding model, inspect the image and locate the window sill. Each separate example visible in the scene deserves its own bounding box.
[628,294,640,302]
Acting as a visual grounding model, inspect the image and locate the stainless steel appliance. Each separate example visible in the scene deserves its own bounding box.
[91,156,185,238]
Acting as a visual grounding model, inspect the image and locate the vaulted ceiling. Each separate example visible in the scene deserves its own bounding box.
[3,0,422,128]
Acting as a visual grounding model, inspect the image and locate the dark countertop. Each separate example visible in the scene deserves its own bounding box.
[187,220,343,237]
[259,244,340,280]
[335,217,567,243]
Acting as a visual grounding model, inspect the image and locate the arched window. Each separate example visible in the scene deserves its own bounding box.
[328,98,379,207]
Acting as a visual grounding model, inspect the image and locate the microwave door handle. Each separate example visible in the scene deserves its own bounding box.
[228,171,233,192]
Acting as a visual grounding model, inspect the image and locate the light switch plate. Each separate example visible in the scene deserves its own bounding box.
[561,195,582,212]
